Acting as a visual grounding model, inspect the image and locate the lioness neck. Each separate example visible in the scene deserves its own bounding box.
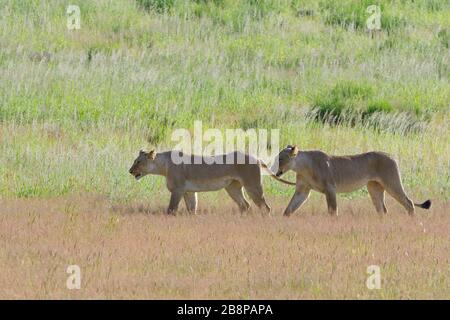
[292,151,305,169]
[153,153,169,176]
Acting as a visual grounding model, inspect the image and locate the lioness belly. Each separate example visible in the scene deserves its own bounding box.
[336,178,370,193]
[184,178,233,192]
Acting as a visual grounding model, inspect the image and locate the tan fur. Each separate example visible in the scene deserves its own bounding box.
[129,150,292,215]
[275,146,431,217]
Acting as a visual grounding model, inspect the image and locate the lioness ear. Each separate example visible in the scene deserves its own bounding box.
[148,150,156,160]
[289,145,299,158]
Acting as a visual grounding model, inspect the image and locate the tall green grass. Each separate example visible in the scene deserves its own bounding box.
[0,0,448,200]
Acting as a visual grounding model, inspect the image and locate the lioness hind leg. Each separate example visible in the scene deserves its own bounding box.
[325,184,338,216]
[244,184,271,214]
[385,186,415,215]
[183,192,198,214]
[367,181,387,214]
[382,174,415,215]
[225,181,251,213]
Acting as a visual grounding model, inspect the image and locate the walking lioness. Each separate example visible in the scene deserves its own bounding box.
[129,150,294,214]
[274,145,431,216]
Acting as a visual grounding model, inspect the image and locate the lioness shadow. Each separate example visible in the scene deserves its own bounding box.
[111,203,210,216]
[111,203,167,216]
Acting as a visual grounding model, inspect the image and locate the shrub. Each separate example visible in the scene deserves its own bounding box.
[362,111,425,134]
[311,95,347,125]
[364,100,394,116]
[136,0,174,13]
[317,98,424,134]
[319,0,405,33]
[142,110,177,145]
[311,80,374,124]
[330,80,373,100]
[437,29,449,49]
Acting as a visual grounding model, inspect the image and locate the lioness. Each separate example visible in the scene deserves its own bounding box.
[129,150,294,215]
[274,145,431,216]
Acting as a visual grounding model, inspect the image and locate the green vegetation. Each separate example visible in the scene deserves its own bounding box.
[0,0,448,201]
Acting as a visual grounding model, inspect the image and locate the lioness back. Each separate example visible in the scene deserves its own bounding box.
[327,151,397,192]
[165,151,261,181]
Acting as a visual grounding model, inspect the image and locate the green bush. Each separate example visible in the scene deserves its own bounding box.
[437,29,449,49]
[311,94,347,124]
[330,80,373,100]
[136,0,175,13]
[319,0,405,33]
[364,100,394,115]
[143,110,177,145]
[311,80,375,125]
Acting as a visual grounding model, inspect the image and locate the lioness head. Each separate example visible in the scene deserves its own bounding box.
[274,145,298,177]
[129,150,156,180]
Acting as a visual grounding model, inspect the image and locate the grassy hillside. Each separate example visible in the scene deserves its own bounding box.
[0,0,448,201]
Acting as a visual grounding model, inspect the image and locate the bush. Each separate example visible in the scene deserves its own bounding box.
[136,0,174,13]
[311,95,347,125]
[311,93,423,134]
[330,80,373,100]
[361,111,425,134]
[319,0,405,33]
[142,109,177,145]
[311,81,374,124]
[437,29,449,49]
[364,100,394,115]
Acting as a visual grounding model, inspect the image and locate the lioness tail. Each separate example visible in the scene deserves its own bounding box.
[259,162,296,186]
[414,199,431,209]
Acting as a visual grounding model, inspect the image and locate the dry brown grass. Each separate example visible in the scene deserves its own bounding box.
[0,194,448,299]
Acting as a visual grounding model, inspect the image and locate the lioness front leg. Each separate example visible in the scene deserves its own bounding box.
[283,185,310,217]
[167,191,183,215]
[325,184,338,216]
[183,192,198,214]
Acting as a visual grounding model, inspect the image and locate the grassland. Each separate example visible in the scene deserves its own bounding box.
[0,0,449,200]
[0,196,449,299]
[0,0,449,299]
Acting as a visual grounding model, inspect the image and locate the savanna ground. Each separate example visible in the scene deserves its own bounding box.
[0,0,449,299]
[0,195,449,299]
